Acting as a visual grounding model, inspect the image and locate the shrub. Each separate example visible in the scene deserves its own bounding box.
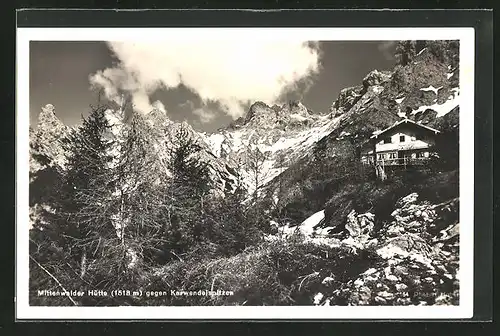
[137,239,381,306]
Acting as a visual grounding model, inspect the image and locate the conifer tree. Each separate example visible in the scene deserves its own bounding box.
[112,110,171,266]
[201,161,263,256]
[56,104,117,280]
[29,103,117,305]
[157,126,213,262]
[243,136,270,231]
[395,40,417,66]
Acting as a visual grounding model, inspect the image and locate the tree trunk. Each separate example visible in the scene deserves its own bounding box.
[376,164,387,181]
[80,246,87,278]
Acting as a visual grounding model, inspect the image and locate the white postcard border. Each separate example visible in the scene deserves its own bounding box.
[16,27,475,320]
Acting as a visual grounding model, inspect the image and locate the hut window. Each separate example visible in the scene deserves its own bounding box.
[383,136,392,144]
[400,135,405,142]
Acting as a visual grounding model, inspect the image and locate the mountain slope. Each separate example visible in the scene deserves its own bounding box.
[28,40,462,307]
[29,105,242,202]
[30,41,460,230]
[246,41,461,226]
[203,100,342,194]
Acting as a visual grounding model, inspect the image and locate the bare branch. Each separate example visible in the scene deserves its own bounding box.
[29,255,79,306]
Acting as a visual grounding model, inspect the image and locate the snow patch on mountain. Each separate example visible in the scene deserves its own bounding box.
[206,133,225,158]
[412,88,460,118]
[395,97,405,104]
[204,111,341,193]
[420,85,443,95]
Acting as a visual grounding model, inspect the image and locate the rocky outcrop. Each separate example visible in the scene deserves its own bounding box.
[282,191,460,306]
[330,253,459,306]
[383,193,437,236]
[345,210,375,243]
[376,233,433,260]
[362,69,392,89]
[328,70,391,119]
[241,100,317,131]
[204,40,460,220]
[341,193,459,306]
[243,101,276,128]
[29,104,71,175]
[329,86,364,118]
[327,42,459,137]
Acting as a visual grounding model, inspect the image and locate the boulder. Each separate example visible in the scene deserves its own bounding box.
[396,192,419,208]
[376,233,433,260]
[331,251,459,306]
[385,193,439,237]
[347,285,372,305]
[345,210,375,242]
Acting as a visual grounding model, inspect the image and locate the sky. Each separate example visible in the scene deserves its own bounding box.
[29,40,397,132]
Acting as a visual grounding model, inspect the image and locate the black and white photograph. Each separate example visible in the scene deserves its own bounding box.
[16,26,475,320]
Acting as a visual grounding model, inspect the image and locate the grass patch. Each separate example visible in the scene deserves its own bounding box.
[138,238,381,306]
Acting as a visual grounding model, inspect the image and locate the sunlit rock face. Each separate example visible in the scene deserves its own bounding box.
[29,104,71,175]
[278,192,459,306]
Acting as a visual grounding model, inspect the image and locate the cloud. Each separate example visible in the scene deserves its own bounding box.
[192,108,216,124]
[179,99,216,123]
[178,99,196,111]
[90,40,321,117]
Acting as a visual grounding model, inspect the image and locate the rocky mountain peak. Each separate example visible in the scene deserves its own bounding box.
[244,101,273,124]
[239,99,316,131]
[329,86,365,117]
[328,39,460,130]
[33,104,69,140]
[36,104,65,132]
[30,104,70,173]
[281,100,311,116]
[41,103,55,114]
[362,70,392,88]
[146,107,173,129]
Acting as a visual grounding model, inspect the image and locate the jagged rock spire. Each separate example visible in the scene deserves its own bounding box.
[35,104,67,138]
[37,104,64,130]
[30,104,70,172]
